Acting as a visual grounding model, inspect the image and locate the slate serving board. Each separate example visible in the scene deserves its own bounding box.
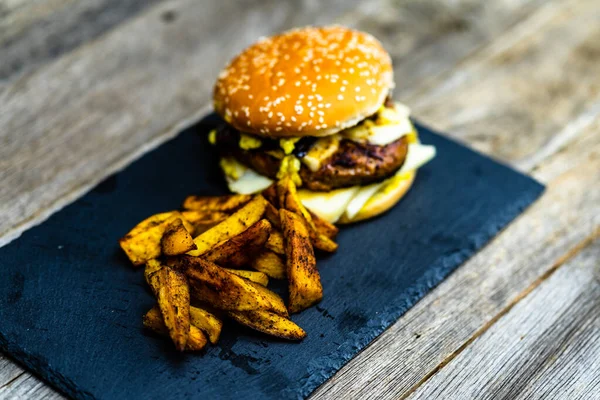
[0,116,544,400]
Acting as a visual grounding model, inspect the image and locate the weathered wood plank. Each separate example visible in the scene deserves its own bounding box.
[311,115,600,399]
[0,0,163,81]
[409,0,600,168]
[408,240,600,400]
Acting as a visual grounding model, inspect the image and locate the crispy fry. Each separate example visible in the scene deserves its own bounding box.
[202,219,271,267]
[143,306,207,351]
[250,250,286,279]
[224,269,269,286]
[190,306,222,344]
[181,210,229,235]
[264,201,281,229]
[262,184,279,207]
[266,229,285,255]
[183,194,252,212]
[228,310,306,340]
[145,259,163,286]
[308,209,339,239]
[280,209,323,313]
[120,212,194,266]
[187,195,268,257]
[146,265,191,351]
[172,256,288,316]
[277,178,338,253]
[161,218,196,256]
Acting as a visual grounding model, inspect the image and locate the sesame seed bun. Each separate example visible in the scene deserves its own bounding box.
[213,25,394,138]
[337,171,416,224]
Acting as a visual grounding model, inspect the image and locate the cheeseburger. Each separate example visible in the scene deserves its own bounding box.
[210,26,435,223]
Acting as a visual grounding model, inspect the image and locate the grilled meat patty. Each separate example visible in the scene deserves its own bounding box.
[215,123,409,191]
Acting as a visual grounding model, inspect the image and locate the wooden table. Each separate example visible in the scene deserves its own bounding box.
[1,0,599,398]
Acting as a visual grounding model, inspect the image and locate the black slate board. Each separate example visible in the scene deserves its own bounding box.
[0,116,544,400]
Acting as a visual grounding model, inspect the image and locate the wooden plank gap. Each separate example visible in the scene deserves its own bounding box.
[398,225,600,400]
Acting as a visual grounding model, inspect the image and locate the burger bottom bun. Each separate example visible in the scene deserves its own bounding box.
[337,171,416,224]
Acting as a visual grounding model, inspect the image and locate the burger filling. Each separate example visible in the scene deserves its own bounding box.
[211,101,436,222]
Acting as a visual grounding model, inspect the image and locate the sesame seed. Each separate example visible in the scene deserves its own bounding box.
[338,94,344,100]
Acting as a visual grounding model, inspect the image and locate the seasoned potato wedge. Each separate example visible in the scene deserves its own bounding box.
[146,265,191,351]
[262,184,279,207]
[181,210,229,235]
[264,201,281,229]
[172,256,288,316]
[161,218,196,256]
[143,306,207,351]
[187,195,268,257]
[265,229,285,255]
[145,259,163,286]
[183,194,252,212]
[308,209,339,239]
[202,219,271,267]
[225,269,269,286]
[120,212,194,266]
[250,250,286,280]
[190,306,223,344]
[228,310,306,340]
[280,209,323,313]
[277,178,338,253]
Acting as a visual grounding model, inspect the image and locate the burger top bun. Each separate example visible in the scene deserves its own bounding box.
[213,25,394,138]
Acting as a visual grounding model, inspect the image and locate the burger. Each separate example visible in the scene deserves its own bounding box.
[209,26,436,224]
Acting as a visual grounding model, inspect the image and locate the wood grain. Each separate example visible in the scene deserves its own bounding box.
[409,0,600,168]
[408,240,600,400]
[311,112,600,399]
[0,0,163,81]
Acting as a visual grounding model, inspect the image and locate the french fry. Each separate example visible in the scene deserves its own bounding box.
[183,194,252,212]
[308,209,339,239]
[225,269,269,286]
[202,219,271,267]
[250,250,286,279]
[145,259,163,286]
[143,306,207,351]
[146,265,191,351]
[187,195,268,257]
[264,201,281,229]
[172,256,288,316]
[280,209,323,313]
[265,229,285,255]
[181,210,229,236]
[277,178,338,253]
[228,310,306,340]
[161,218,196,256]
[120,212,194,266]
[190,306,222,344]
[262,184,279,207]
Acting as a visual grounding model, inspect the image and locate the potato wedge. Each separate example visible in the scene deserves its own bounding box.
[187,195,268,257]
[250,250,286,280]
[264,201,281,229]
[228,310,306,340]
[308,209,339,239]
[143,306,207,351]
[172,256,288,316]
[277,178,338,253]
[120,212,194,266]
[190,306,222,344]
[265,229,285,255]
[183,194,252,212]
[147,265,191,351]
[262,184,279,207]
[181,210,229,235]
[145,259,163,287]
[280,209,323,313]
[161,218,196,256]
[225,269,269,286]
[202,219,271,267]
